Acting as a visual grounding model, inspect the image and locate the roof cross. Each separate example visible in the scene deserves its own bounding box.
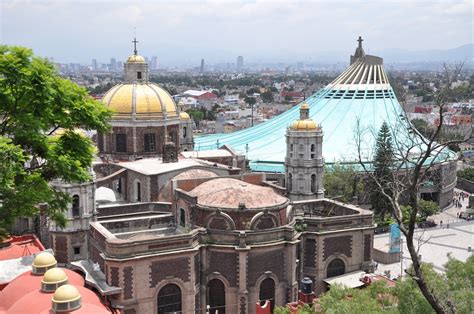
[132,37,138,55]
[357,36,363,49]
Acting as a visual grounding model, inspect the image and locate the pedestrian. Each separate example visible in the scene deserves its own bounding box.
[440,220,443,228]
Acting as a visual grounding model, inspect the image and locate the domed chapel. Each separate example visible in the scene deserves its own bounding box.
[97,38,194,160]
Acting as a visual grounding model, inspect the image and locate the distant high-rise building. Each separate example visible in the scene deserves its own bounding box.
[92,59,98,71]
[110,58,117,72]
[200,58,205,74]
[237,55,244,73]
[150,56,158,70]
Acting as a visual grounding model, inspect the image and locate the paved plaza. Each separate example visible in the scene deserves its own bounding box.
[374,188,473,279]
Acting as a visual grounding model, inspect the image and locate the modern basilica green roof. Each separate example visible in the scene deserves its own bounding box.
[194,37,455,172]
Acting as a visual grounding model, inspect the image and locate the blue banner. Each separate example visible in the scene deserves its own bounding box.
[389,223,401,253]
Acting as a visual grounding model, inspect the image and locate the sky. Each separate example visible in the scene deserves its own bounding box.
[0,0,472,66]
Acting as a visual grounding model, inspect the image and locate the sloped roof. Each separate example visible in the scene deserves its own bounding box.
[194,40,455,172]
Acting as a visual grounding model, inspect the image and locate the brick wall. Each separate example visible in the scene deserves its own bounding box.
[149,257,190,287]
[364,234,372,261]
[123,267,134,299]
[208,251,238,286]
[248,249,285,286]
[323,235,352,260]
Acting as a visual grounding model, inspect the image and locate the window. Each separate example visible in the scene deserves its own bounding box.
[180,208,186,227]
[208,279,225,314]
[327,258,345,278]
[135,181,142,202]
[311,144,315,152]
[144,133,156,152]
[115,134,127,152]
[137,71,142,79]
[288,173,292,191]
[157,284,181,314]
[311,174,316,193]
[73,247,81,255]
[259,278,275,312]
[72,195,80,217]
[183,126,187,138]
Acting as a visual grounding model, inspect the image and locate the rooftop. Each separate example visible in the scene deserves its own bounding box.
[189,178,288,209]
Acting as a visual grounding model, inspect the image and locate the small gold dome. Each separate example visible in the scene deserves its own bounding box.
[291,120,318,131]
[42,268,68,284]
[52,284,81,302]
[180,112,191,120]
[32,252,57,269]
[102,83,178,120]
[127,54,145,63]
[300,103,310,109]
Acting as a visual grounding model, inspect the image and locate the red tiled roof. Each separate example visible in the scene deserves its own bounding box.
[0,235,45,261]
[0,268,110,313]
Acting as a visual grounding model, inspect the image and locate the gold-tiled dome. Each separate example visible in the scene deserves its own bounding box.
[291,120,318,131]
[126,54,145,63]
[102,83,178,120]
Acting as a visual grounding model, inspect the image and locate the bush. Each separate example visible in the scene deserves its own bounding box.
[458,168,474,181]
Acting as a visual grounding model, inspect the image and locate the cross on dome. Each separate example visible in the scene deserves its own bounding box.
[132,37,139,55]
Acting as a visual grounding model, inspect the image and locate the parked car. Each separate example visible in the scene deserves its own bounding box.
[459,211,474,221]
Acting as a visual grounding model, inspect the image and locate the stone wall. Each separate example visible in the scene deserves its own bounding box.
[457,177,474,193]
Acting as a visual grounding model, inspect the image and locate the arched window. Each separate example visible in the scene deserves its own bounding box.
[72,195,80,217]
[207,279,225,314]
[157,284,181,314]
[115,134,127,153]
[135,181,142,202]
[259,278,275,312]
[144,133,156,152]
[179,208,186,227]
[311,174,316,193]
[183,127,187,138]
[311,144,315,152]
[288,173,292,191]
[327,258,345,278]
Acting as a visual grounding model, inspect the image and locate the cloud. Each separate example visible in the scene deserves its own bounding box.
[0,0,471,64]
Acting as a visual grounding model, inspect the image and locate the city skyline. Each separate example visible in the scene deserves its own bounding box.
[1,0,472,66]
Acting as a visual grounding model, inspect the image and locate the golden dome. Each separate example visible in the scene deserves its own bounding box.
[102,83,178,120]
[42,268,68,284]
[291,119,318,131]
[126,54,145,63]
[180,112,191,120]
[300,103,310,109]
[52,284,81,302]
[32,252,57,269]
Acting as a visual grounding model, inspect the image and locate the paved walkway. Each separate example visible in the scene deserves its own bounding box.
[373,188,473,280]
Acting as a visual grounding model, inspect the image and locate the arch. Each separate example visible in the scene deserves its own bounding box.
[157,283,181,314]
[288,173,292,191]
[326,258,345,278]
[311,174,316,193]
[310,144,315,152]
[207,278,225,314]
[183,126,187,138]
[134,180,142,202]
[259,277,275,312]
[205,211,236,230]
[179,208,186,228]
[72,195,80,217]
[250,211,279,230]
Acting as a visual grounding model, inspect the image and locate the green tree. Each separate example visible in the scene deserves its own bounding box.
[0,45,110,233]
[244,96,256,106]
[261,90,274,103]
[323,163,362,203]
[370,122,394,220]
[411,118,433,138]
